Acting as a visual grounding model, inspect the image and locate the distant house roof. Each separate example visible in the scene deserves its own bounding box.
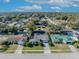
[35,23,47,26]
[62,29,72,32]
[15,35,27,40]
[15,35,23,40]
[32,30,45,35]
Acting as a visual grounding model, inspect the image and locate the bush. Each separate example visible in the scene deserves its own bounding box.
[72,41,78,45]
[40,43,45,47]
[2,41,11,45]
[34,42,39,46]
[23,42,27,46]
[23,41,31,47]
[49,42,55,47]
[27,42,34,48]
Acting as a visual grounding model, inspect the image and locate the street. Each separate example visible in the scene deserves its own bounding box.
[0,53,79,59]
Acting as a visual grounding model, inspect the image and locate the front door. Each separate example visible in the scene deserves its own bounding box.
[43,40,48,43]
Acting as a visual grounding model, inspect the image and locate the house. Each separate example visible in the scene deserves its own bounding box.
[31,30,49,43]
[35,23,46,28]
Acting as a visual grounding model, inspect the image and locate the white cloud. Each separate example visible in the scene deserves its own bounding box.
[49,0,69,6]
[72,4,78,7]
[25,0,50,4]
[55,10,61,12]
[25,0,79,7]
[4,0,10,3]
[15,5,42,12]
[51,6,62,12]
[51,7,61,10]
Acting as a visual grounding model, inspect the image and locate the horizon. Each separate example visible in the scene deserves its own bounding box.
[0,0,79,12]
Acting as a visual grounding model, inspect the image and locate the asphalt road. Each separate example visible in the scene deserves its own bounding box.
[0,53,79,59]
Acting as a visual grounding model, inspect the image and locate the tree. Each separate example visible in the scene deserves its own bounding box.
[26,21,36,31]
[62,16,68,21]
[49,24,64,32]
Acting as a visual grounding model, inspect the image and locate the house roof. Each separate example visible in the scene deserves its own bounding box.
[32,30,45,34]
[15,35,27,40]
[50,34,72,42]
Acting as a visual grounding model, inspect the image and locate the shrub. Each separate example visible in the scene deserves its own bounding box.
[34,42,39,46]
[27,42,34,48]
[23,42,27,46]
[72,41,78,45]
[40,43,45,47]
[2,41,11,45]
[49,42,55,47]
[77,44,79,48]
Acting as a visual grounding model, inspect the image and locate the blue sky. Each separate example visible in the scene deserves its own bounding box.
[0,0,79,12]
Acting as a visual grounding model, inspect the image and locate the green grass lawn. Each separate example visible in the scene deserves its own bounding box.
[73,43,79,52]
[23,46,44,53]
[4,44,18,53]
[0,45,4,52]
[50,44,71,53]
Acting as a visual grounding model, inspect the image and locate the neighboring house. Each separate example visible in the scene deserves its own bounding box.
[22,19,29,23]
[50,34,73,44]
[40,18,46,21]
[8,34,28,44]
[7,22,17,27]
[35,21,47,29]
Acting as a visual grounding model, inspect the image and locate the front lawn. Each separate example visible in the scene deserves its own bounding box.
[23,46,44,53]
[0,45,9,53]
[0,45,5,52]
[50,44,71,53]
[73,42,79,52]
[4,44,17,53]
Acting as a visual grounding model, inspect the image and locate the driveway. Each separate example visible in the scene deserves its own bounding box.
[14,45,23,54]
[44,43,51,54]
[67,45,77,53]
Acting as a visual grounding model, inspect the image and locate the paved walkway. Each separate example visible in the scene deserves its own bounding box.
[14,45,23,54]
[67,45,77,53]
[44,43,51,54]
